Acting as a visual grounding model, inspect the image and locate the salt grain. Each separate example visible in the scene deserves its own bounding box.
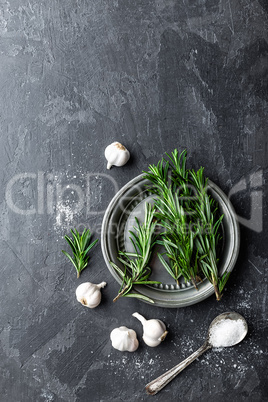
[209,319,246,347]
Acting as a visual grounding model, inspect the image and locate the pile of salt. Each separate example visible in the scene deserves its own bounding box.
[209,318,245,347]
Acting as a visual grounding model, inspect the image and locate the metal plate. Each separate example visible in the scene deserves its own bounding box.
[101,174,240,307]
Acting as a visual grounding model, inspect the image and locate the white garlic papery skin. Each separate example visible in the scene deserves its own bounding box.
[104,142,130,169]
[76,282,106,308]
[132,312,168,347]
[110,326,139,352]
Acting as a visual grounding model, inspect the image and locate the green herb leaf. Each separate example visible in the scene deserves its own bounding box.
[123,293,155,303]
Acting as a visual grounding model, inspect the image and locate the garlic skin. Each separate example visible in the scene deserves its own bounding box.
[110,326,139,352]
[104,142,130,169]
[132,312,168,347]
[76,282,106,308]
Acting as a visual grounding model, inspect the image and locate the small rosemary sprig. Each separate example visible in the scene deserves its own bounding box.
[111,203,160,303]
[62,229,98,278]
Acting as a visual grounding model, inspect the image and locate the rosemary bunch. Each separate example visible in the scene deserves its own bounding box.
[62,229,98,278]
[144,151,201,287]
[111,203,160,303]
[144,149,228,300]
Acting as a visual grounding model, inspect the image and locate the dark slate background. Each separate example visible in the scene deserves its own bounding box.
[0,1,267,401]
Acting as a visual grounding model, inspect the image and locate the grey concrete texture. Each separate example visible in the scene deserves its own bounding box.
[0,0,267,401]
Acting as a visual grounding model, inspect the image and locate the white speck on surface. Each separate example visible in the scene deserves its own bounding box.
[55,202,74,227]
[40,389,54,402]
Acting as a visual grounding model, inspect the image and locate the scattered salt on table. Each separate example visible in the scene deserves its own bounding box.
[209,319,245,347]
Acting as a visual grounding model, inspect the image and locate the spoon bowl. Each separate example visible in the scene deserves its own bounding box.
[208,311,248,348]
[145,311,248,396]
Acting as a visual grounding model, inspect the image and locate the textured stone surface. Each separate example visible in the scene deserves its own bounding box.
[0,1,267,401]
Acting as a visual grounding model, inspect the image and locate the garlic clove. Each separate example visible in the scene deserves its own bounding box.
[76,282,106,308]
[104,142,130,169]
[132,312,168,347]
[110,326,139,352]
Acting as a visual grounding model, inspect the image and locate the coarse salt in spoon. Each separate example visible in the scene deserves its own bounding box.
[145,312,248,396]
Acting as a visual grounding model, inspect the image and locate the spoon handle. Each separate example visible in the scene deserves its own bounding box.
[145,342,211,396]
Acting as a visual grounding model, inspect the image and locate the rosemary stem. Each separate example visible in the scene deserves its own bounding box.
[113,285,129,302]
[213,277,221,301]
[191,276,198,290]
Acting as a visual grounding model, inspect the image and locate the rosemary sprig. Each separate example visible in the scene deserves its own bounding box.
[111,202,160,303]
[189,167,225,300]
[62,229,98,278]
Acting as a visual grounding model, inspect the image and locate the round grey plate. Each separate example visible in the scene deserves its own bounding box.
[101,174,240,307]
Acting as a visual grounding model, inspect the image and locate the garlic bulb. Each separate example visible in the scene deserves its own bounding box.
[132,312,168,347]
[104,142,130,169]
[110,326,139,352]
[76,282,106,308]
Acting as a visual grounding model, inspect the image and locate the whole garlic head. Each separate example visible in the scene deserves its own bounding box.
[132,312,168,347]
[110,326,139,352]
[76,282,106,308]
[104,142,130,169]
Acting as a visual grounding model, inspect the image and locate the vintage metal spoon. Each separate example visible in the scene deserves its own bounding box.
[145,312,248,396]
